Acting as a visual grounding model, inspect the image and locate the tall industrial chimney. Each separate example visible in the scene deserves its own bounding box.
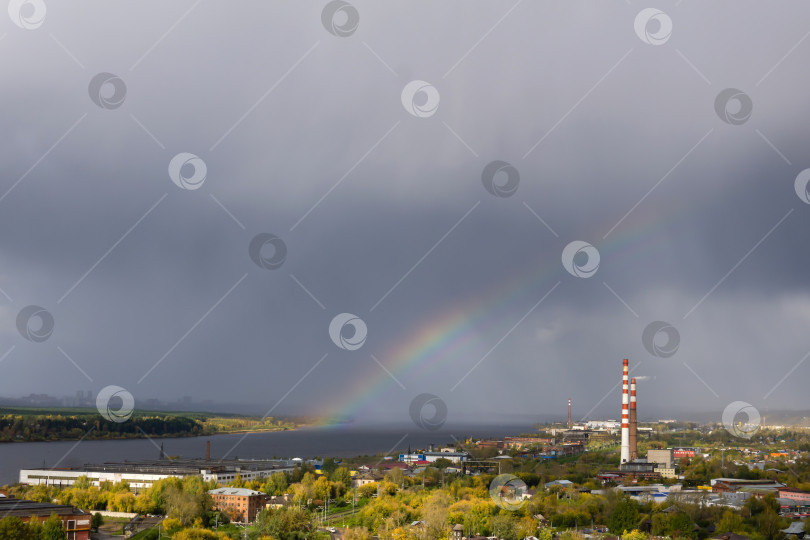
[206,440,211,461]
[620,359,630,464]
[629,377,637,461]
[568,398,572,429]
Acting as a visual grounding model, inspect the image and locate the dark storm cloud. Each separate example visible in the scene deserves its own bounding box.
[1,1,810,427]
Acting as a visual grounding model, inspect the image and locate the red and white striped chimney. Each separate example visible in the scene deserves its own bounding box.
[620,359,630,463]
[629,377,637,461]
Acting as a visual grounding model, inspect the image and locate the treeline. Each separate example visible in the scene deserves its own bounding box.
[0,414,204,442]
[0,413,297,442]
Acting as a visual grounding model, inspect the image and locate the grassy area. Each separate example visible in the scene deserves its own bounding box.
[97,516,131,536]
[129,528,158,539]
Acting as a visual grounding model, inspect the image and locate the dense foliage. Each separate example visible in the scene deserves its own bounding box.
[0,514,64,540]
[0,409,295,442]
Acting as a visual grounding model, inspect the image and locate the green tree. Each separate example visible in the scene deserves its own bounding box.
[321,458,338,475]
[755,509,784,540]
[433,458,453,470]
[608,499,640,535]
[313,475,332,501]
[163,479,212,526]
[73,475,92,490]
[332,467,353,488]
[254,506,311,540]
[91,512,104,532]
[717,510,745,534]
[621,530,647,540]
[229,473,245,488]
[38,514,66,540]
[423,491,452,540]
[264,472,288,496]
[172,529,222,539]
[0,516,35,540]
[385,467,404,488]
[652,511,694,538]
[491,514,519,540]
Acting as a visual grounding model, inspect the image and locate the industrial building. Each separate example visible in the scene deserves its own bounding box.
[647,448,674,469]
[673,447,699,459]
[599,359,682,482]
[398,451,470,464]
[0,497,91,539]
[710,478,785,493]
[20,457,295,490]
[779,487,810,504]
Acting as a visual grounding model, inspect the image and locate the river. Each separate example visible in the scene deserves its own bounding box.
[0,423,532,486]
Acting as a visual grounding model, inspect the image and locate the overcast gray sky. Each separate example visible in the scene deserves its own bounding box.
[1,1,810,427]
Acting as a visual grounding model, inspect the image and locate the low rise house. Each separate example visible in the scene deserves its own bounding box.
[266,494,291,509]
[352,472,384,488]
[782,521,807,538]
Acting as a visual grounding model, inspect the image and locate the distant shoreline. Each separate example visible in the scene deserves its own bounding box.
[0,425,304,444]
[0,408,304,444]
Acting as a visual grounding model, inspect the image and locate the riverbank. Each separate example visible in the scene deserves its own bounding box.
[0,422,533,485]
[0,407,299,443]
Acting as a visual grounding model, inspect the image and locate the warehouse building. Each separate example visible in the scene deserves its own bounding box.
[399,451,470,464]
[0,497,91,539]
[20,458,295,490]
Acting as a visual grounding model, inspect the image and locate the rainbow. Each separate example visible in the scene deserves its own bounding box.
[319,203,679,425]
[321,254,560,425]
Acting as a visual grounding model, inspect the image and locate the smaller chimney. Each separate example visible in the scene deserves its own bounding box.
[629,378,637,461]
[206,440,211,461]
[568,398,572,429]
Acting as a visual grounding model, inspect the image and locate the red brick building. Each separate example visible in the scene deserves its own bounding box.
[0,497,91,539]
[778,487,810,503]
[673,447,698,459]
[208,487,268,523]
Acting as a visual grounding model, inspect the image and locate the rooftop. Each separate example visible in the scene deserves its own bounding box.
[0,498,87,518]
[208,488,265,496]
[23,457,294,476]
